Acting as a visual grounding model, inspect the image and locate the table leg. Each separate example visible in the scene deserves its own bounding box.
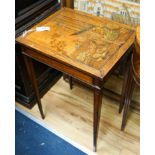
[93,88,102,152]
[121,65,135,131]
[23,55,45,119]
[69,76,73,90]
[119,53,131,113]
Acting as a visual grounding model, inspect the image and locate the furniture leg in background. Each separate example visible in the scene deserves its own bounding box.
[119,53,132,114]
[120,61,135,131]
[69,76,73,90]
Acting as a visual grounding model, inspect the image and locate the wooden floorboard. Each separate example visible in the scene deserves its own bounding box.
[16,78,140,155]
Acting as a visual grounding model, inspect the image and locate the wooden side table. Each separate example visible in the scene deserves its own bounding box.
[16,8,135,151]
[119,26,140,131]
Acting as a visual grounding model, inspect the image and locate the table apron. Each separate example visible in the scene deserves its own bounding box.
[22,47,95,86]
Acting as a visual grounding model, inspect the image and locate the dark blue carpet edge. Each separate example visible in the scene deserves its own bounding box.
[15,110,88,155]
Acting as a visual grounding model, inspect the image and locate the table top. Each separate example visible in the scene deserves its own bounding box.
[16,8,135,79]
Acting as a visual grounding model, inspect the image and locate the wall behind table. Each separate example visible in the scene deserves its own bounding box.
[74,0,140,27]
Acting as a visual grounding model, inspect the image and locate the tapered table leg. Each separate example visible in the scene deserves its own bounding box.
[119,54,131,113]
[23,55,45,119]
[93,88,102,152]
[121,65,135,131]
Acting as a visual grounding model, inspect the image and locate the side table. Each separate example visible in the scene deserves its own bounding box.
[16,8,135,151]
